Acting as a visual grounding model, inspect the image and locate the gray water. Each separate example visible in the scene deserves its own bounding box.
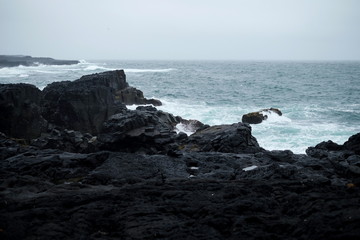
[1,60,359,153]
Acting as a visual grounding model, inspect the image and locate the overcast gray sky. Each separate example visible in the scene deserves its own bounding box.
[1,0,360,60]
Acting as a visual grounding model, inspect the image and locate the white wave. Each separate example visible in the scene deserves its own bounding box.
[175,123,195,136]
[261,110,292,124]
[84,65,115,71]
[124,68,175,73]
[19,74,29,78]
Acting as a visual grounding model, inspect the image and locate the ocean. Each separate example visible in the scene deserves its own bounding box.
[1,60,359,153]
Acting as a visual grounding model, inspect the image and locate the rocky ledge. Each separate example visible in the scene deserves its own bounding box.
[0,55,79,68]
[0,70,359,240]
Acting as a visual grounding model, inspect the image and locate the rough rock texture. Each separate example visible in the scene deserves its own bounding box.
[99,106,182,153]
[306,134,360,178]
[116,87,162,106]
[1,71,360,239]
[181,123,263,154]
[242,108,282,124]
[41,70,128,134]
[0,84,48,139]
[31,126,99,153]
[0,70,163,139]
[0,55,79,68]
[1,132,360,240]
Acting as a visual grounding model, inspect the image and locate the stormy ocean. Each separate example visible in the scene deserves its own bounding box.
[0,60,359,153]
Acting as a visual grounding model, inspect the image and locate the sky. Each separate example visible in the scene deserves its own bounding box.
[1,0,360,60]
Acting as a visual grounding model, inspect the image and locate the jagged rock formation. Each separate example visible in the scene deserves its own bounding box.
[41,70,128,134]
[116,87,162,106]
[0,83,48,139]
[0,71,359,240]
[0,70,163,138]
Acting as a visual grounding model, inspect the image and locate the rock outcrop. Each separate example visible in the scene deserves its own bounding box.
[42,70,127,134]
[181,123,263,154]
[99,106,181,153]
[0,55,79,68]
[0,83,48,139]
[242,108,282,124]
[116,87,162,106]
[0,70,163,139]
[1,71,359,240]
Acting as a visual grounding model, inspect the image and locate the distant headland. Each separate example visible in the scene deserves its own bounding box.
[0,55,79,68]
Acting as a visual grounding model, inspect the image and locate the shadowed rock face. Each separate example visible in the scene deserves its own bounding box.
[42,71,128,134]
[0,83,48,139]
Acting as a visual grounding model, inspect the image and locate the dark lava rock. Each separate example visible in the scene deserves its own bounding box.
[116,86,162,106]
[306,133,360,180]
[0,55,79,68]
[0,70,163,139]
[1,145,360,239]
[181,122,263,154]
[242,108,282,124]
[344,132,360,155]
[99,106,181,153]
[41,70,127,134]
[31,127,99,153]
[0,83,48,139]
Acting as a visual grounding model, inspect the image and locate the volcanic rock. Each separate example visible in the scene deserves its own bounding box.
[0,83,48,139]
[181,122,263,154]
[41,70,127,134]
[116,86,162,106]
[1,136,360,239]
[99,106,181,153]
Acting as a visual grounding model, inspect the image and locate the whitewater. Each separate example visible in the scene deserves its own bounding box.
[1,60,359,153]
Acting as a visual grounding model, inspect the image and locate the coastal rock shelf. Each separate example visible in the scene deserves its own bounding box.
[0,70,359,239]
[0,55,79,68]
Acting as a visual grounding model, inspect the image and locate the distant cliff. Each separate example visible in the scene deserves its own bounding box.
[0,55,79,67]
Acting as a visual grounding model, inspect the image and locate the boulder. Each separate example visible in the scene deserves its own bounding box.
[181,122,263,154]
[242,111,267,124]
[0,83,48,139]
[242,108,282,124]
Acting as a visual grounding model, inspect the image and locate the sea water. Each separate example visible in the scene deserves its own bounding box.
[1,60,359,153]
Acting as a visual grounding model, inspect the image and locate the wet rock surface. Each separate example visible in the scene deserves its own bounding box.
[1,132,360,239]
[0,71,359,239]
[242,108,283,124]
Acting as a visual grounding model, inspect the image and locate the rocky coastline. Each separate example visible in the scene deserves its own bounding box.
[0,70,359,239]
[0,55,79,68]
